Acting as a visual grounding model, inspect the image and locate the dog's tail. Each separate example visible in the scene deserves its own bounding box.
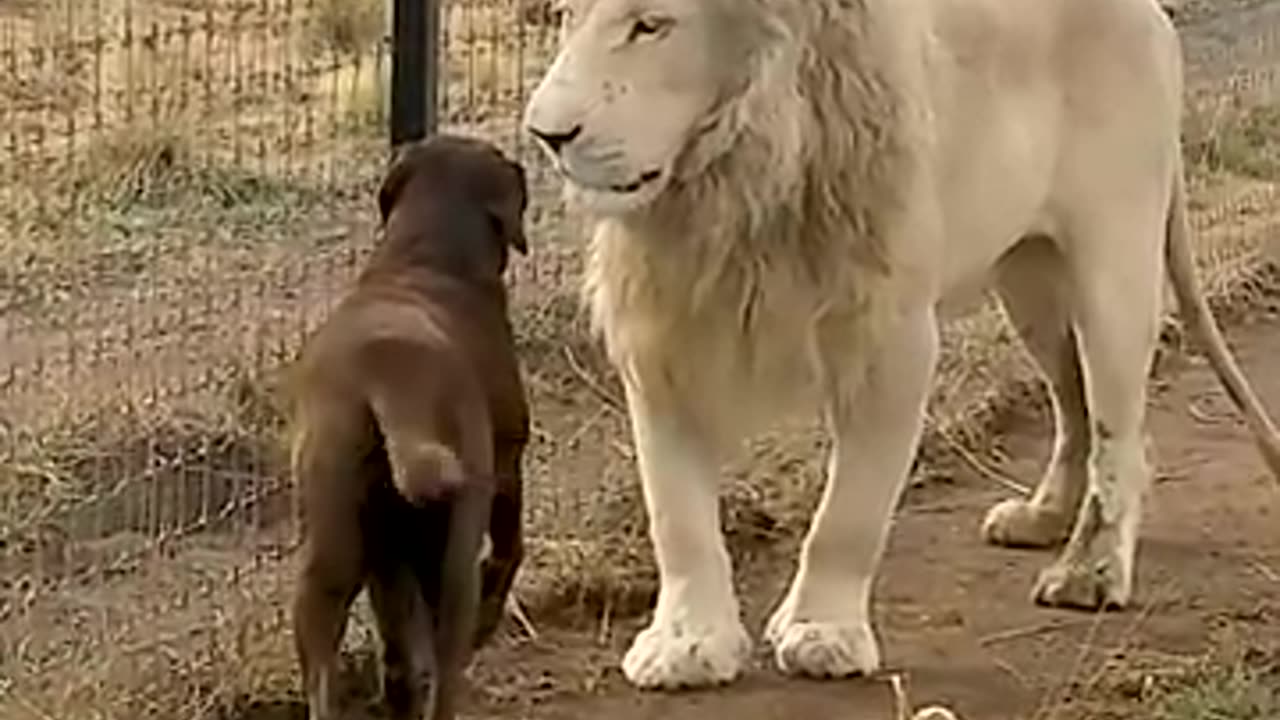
[383,435,467,505]
[361,342,489,506]
[361,344,494,720]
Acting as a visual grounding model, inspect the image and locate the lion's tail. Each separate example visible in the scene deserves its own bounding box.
[1164,158,1280,479]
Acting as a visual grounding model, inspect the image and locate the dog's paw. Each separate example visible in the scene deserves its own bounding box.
[621,615,751,690]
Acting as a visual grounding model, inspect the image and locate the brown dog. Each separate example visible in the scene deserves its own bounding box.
[287,134,530,720]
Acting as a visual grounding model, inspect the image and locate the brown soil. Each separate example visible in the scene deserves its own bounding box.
[217,305,1280,720]
[479,321,1280,720]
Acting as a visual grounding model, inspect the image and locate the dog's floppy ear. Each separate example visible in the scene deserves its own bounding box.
[378,147,416,225]
[486,159,529,255]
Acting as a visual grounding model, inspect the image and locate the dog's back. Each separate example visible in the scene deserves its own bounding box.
[293,273,502,599]
[293,287,494,500]
[289,134,530,720]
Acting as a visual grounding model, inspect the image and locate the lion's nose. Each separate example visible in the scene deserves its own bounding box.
[528,124,583,155]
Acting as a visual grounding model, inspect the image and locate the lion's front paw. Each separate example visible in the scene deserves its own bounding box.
[765,598,878,679]
[768,619,880,679]
[621,616,752,690]
[1031,493,1135,611]
[981,498,1073,548]
[1032,555,1131,610]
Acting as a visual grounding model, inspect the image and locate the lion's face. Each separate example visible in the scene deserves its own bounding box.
[523,0,758,215]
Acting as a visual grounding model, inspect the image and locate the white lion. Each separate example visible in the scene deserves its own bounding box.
[522,0,1280,691]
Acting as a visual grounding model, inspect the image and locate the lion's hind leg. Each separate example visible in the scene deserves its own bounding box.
[982,236,1091,549]
[1031,208,1166,611]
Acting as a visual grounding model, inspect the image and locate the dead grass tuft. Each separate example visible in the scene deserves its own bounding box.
[58,121,322,212]
[520,0,562,27]
[0,368,290,588]
[1068,630,1280,720]
[1187,99,1280,181]
[63,121,201,206]
[306,0,386,57]
[1153,656,1280,720]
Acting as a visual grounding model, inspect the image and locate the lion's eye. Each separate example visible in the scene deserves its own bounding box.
[627,16,671,42]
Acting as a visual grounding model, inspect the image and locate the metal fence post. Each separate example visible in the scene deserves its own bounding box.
[391,0,441,147]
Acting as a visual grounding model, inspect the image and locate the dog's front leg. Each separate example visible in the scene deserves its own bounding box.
[619,375,751,691]
[429,484,491,720]
[476,437,527,647]
[765,305,940,679]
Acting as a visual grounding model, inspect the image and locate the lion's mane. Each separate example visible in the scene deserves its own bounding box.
[581,0,932,443]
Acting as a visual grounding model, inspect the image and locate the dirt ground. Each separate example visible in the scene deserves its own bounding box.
[452,309,1280,720]
[476,319,1274,717]
[214,286,1280,720]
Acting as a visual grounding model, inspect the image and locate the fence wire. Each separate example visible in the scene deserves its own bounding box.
[0,1,1279,718]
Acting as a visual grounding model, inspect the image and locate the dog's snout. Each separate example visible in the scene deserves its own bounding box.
[528,124,583,155]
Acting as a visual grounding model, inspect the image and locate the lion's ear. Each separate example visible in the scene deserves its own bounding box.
[377,148,416,225]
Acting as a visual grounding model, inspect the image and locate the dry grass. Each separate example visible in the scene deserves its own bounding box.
[1187,100,1280,181]
[1056,626,1280,720]
[1154,661,1280,720]
[306,0,385,56]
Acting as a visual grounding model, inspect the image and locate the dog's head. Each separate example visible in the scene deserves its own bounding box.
[378,134,530,274]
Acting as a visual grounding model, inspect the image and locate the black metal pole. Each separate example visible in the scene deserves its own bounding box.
[391,0,440,147]
[424,0,441,135]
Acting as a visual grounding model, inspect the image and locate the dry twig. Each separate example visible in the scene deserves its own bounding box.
[930,420,1031,497]
[506,591,540,641]
[888,673,963,720]
[561,346,625,413]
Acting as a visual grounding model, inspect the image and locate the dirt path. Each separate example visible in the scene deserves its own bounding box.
[458,306,1280,720]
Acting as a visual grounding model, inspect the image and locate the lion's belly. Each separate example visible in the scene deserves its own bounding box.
[928,0,1180,308]
[926,9,1063,302]
[933,99,1061,306]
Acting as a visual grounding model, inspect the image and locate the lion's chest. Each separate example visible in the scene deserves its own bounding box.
[585,225,877,435]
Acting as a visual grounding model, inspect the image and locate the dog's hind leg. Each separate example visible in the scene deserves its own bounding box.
[369,564,435,720]
[292,422,368,720]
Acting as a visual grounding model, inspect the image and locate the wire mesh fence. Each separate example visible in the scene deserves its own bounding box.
[0,1,1279,718]
[0,0,576,714]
